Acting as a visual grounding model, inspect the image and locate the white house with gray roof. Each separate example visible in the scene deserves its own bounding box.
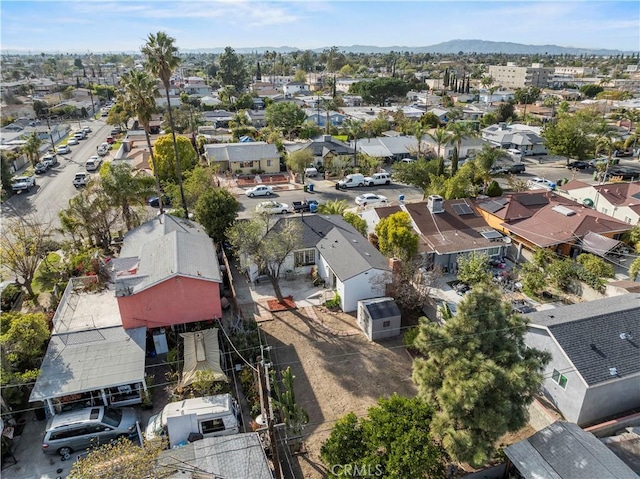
[524,294,640,426]
[204,141,280,174]
[482,123,548,156]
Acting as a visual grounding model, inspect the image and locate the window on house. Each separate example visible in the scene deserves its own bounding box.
[625,217,632,223]
[294,249,315,267]
[487,247,501,256]
[266,160,273,167]
[201,418,225,434]
[551,369,568,389]
[382,320,391,328]
[238,161,254,168]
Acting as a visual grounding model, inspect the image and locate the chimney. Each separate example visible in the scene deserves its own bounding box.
[322,134,332,142]
[388,257,402,276]
[427,195,444,214]
[499,122,507,130]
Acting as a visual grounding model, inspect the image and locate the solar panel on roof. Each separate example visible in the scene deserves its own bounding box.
[452,203,474,215]
[481,200,505,214]
[518,194,548,206]
[631,192,640,201]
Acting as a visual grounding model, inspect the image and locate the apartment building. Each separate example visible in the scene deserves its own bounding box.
[488,63,554,89]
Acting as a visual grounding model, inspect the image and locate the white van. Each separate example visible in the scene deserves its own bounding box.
[338,173,366,188]
[304,167,318,177]
[145,394,240,448]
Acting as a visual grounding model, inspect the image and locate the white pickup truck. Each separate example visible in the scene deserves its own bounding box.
[11,176,36,193]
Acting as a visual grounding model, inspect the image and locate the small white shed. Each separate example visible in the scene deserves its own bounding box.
[357,297,401,341]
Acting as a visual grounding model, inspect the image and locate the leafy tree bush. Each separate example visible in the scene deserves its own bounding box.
[456,251,491,285]
[486,180,503,197]
[150,134,198,182]
[374,211,419,262]
[320,395,447,478]
[548,258,578,291]
[517,262,546,297]
[412,286,550,466]
[576,253,614,278]
[342,212,367,237]
[194,188,241,243]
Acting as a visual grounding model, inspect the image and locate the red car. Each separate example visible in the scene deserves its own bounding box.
[106,136,115,144]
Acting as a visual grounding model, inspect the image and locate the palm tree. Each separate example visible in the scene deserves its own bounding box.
[100,162,155,230]
[142,31,188,217]
[447,122,476,175]
[427,127,452,159]
[413,122,428,160]
[318,199,348,215]
[342,119,363,166]
[474,145,509,193]
[119,70,166,213]
[22,132,42,166]
[480,75,494,103]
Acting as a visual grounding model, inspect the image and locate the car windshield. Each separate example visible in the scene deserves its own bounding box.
[149,411,164,435]
[102,407,122,427]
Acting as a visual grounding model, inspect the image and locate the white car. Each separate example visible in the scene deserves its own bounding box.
[245,185,273,198]
[528,177,556,191]
[56,144,71,154]
[256,201,290,215]
[97,143,110,156]
[85,155,103,172]
[67,137,79,145]
[355,193,388,207]
[364,172,392,186]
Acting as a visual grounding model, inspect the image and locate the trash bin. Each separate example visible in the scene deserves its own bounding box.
[303,185,308,192]
[308,183,314,192]
[398,194,405,202]
[309,203,318,213]
[335,182,340,190]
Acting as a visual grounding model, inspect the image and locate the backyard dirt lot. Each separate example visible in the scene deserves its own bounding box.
[259,306,417,479]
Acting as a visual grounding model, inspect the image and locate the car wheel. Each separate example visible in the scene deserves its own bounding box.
[267,191,273,196]
[58,446,73,456]
[358,182,364,187]
[385,181,390,185]
[248,193,254,198]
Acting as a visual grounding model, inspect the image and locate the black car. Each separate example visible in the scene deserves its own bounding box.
[566,160,590,170]
[606,167,640,181]
[34,162,49,174]
[148,195,171,208]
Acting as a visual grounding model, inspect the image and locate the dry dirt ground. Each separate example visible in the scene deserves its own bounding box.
[259,306,417,479]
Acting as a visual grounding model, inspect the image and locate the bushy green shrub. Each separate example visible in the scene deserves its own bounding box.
[324,293,341,309]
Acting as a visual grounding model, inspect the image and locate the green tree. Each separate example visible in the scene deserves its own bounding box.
[447,122,475,175]
[142,31,188,217]
[349,77,410,106]
[517,262,546,297]
[119,70,166,212]
[374,211,419,262]
[392,158,439,192]
[194,188,241,243]
[317,199,348,215]
[342,119,364,165]
[0,311,49,366]
[542,108,605,160]
[576,253,615,278]
[272,366,309,452]
[456,251,491,285]
[226,217,302,303]
[286,149,313,184]
[0,216,51,298]
[320,395,447,479]
[265,102,306,139]
[412,286,550,466]
[151,134,197,183]
[580,84,604,98]
[629,257,640,281]
[486,180,502,197]
[548,257,577,291]
[427,127,452,159]
[217,46,249,91]
[1,151,16,192]
[342,212,367,237]
[22,132,42,167]
[474,144,509,192]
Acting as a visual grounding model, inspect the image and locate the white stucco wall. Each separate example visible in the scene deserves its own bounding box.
[341,269,388,313]
[578,375,640,426]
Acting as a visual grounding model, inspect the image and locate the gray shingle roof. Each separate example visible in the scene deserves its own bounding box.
[505,421,638,479]
[204,141,279,162]
[526,295,640,386]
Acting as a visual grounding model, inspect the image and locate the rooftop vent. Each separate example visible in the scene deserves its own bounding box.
[620,332,633,340]
[609,367,618,376]
[427,195,444,214]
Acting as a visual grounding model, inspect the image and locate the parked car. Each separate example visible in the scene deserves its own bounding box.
[56,144,71,154]
[148,195,171,208]
[605,167,640,181]
[42,154,58,168]
[110,127,122,135]
[106,136,115,144]
[73,172,90,188]
[355,193,388,207]
[73,131,86,141]
[11,175,36,193]
[588,157,617,167]
[82,126,92,134]
[364,172,392,186]
[1,282,23,312]
[613,149,633,158]
[245,185,273,197]
[34,162,50,174]
[256,201,290,214]
[97,143,110,156]
[292,198,319,212]
[566,160,590,170]
[85,156,102,172]
[338,173,366,188]
[304,167,318,177]
[42,406,140,456]
[527,177,556,191]
[67,137,79,145]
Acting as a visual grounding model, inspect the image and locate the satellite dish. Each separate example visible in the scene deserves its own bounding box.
[254,414,267,426]
[503,237,512,244]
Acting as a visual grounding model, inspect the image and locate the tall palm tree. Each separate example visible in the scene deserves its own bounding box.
[413,122,428,160]
[447,122,476,175]
[22,132,42,166]
[427,127,452,159]
[119,70,166,214]
[342,119,363,166]
[142,31,188,217]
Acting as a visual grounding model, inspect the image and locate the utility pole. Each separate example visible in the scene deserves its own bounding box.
[257,352,283,479]
[44,109,55,151]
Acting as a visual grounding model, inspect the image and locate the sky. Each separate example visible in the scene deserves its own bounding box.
[1,0,638,53]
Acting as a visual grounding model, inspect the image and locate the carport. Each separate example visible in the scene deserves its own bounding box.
[580,231,621,257]
[30,326,148,416]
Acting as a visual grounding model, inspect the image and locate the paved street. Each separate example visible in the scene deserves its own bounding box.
[2,119,111,232]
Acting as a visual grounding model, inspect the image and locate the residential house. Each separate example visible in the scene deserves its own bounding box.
[335,78,366,93]
[156,433,273,479]
[354,136,418,162]
[488,63,554,89]
[361,195,507,273]
[406,90,442,107]
[303,109,346,127]
[243,215,391,313]
[283,135,354,169]
[183,76,211,97]
[461,103,497,121]
[283,81,309,96]
[204,141,280,174]
[504,421,638,479]
[426,107,449,123]
[481,122,548,156]
[245,109,267,128]
[475,191,631,259]
[524,295,640,426]
[200,95,222,107]
[341,95,363,107]
[478,89,516,104]
[29,277,148,416]
[557,179,640,225]
[201,109,234,128]
[113,214,223,330]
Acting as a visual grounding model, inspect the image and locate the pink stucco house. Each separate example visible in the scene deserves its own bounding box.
[110,214,223,330]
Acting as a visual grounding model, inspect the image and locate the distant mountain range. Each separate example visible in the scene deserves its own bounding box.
[3,39,628,56]
[181,40,627,56]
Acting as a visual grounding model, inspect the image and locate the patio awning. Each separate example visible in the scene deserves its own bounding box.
[30,326,147,402]
[581,231,621,256]
[180,328,227,387]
